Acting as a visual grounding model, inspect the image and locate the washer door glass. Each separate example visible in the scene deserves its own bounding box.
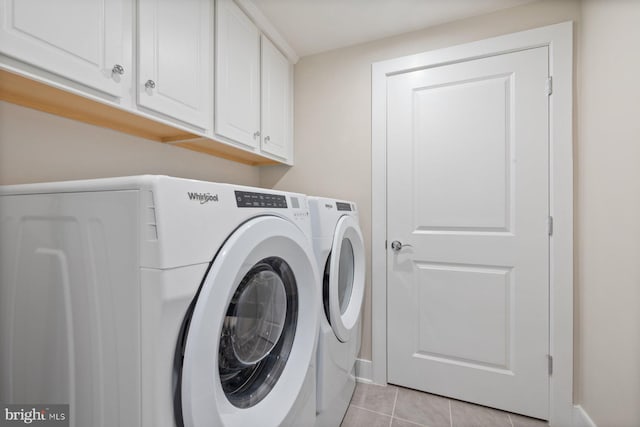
[337,238,355,314]
[322,238,355,321]
[219,257,297,408]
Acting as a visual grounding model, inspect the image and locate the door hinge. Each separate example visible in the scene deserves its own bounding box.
[548,216,554,236]
[385,240,387,249]
[546,76,553,96]
[548,354,553,376]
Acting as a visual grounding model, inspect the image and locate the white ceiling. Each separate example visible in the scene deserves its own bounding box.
[250,0,537,58]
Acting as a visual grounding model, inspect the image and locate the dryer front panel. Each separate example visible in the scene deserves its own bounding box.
[180,216,319,427]
[323,215,366,343]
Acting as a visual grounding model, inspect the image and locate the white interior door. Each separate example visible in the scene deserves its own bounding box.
[386,47,550,419]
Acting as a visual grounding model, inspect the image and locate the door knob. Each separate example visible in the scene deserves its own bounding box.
[390,240,412,252]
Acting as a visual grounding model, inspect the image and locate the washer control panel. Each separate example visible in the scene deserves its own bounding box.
[336,202,352,211]
[235,190,288,208]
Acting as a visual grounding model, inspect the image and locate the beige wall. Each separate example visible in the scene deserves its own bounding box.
[0,101,260,186]
[261,0,581,362]
[576,1,640,426]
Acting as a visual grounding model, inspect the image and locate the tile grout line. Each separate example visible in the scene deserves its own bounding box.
[350,403,437,427]
[508,414,515,427]
[349,403,394,418]
[389,387,399,427]
[449,400,453,427]
[393,414,430,427]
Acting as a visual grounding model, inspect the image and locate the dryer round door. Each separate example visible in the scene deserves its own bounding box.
[181,216,319,427]
[325,215,365,343]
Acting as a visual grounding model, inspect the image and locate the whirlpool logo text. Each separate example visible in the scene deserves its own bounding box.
[187,192,219,204]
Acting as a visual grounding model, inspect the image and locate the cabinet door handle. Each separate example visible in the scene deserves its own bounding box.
[145,79,156,90]
[264,136,270,143]
[253,131,261,139]
[111,64,125,76]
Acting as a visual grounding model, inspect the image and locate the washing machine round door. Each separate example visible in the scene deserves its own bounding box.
[324,215,365,343]
[180,216,319,427]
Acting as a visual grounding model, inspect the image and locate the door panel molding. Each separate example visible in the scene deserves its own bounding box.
[371,21,573,426]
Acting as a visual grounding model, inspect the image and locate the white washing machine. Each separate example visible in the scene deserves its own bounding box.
[0,175,320,427]
[308,197,366,427]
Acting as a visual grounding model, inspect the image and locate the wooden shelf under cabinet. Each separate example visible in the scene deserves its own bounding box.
[0,69,278,166]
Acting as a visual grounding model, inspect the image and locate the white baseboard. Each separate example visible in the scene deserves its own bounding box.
[355,358,373,383]
[573,405,597,427]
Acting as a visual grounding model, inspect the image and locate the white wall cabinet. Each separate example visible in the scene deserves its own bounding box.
[138,0,212,129]
[215,0,261,149]
[261,35,292,160]
[0,0,295,165]
[216,0,293,163]
[0,0,131,98]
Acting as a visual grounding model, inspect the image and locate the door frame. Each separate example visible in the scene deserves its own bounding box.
[371,22,573,426]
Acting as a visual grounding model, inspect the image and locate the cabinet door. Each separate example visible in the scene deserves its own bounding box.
[215,0,260,149]
[0,0,129,97]
[138,0,211,129]
[261,36,292,161]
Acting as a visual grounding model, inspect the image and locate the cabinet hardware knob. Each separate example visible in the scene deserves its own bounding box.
[264,136,271,143]
[253,131,261,139]
[145,80,156,89]
[111,64,125,75]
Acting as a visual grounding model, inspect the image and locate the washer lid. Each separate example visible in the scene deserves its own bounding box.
[180,216,319,427]
[325,215,365,343]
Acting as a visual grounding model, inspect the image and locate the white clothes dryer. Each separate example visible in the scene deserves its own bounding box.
[308,197,366,427]
[0,176,320,427]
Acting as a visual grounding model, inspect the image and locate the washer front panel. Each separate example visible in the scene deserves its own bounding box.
[180,216,319,427]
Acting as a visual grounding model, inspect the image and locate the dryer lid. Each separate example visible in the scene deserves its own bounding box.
[180,216,319,427]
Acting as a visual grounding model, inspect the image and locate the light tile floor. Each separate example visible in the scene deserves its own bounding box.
[341,383,549,427]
